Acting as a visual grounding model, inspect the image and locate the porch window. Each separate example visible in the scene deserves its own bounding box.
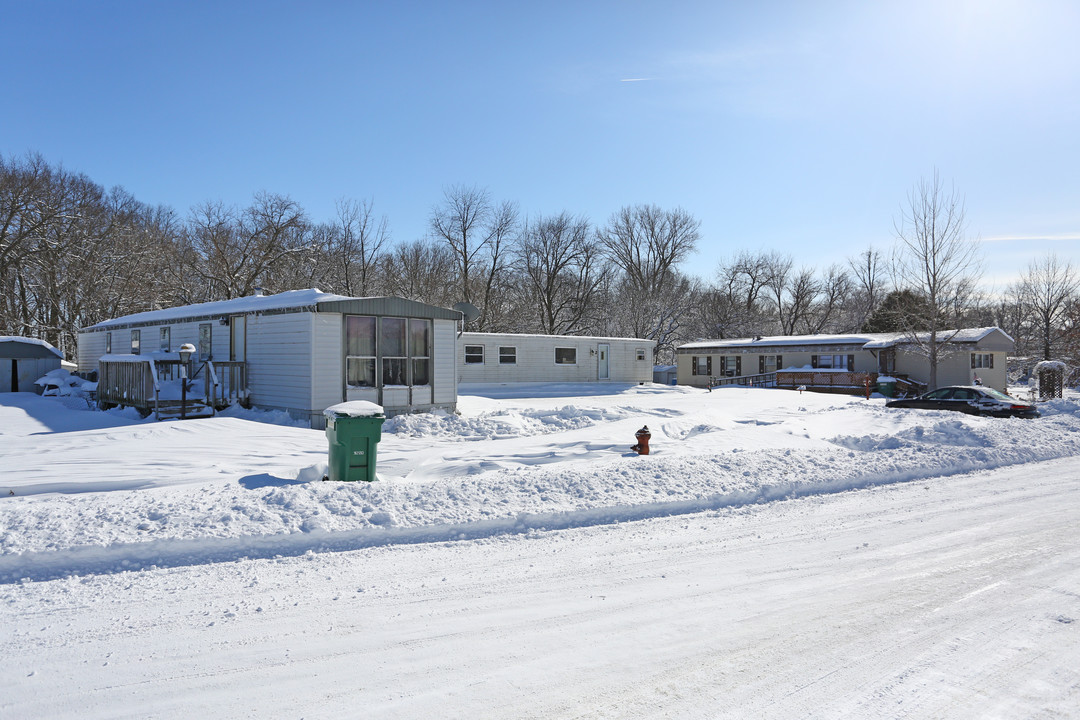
[692,356,711,376]
[130,329,141,354]
[106,332,112,354]
[464,345,484,364]
[971,353,994,369]
[554,347,577,365]
[346,316,376,387]
[499,346,517,365]
[636,348,646,361]
[160,327,171,352]
[410,319,432,386]
[380,317,408,386]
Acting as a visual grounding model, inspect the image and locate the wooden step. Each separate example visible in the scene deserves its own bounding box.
[155,400,215,419]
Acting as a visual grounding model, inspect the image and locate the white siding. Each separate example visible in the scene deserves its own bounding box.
[77,331,109,373]
[433,319,457,404]
[311,313,344,411]
[458,333,652,384]
[244,313,314,411]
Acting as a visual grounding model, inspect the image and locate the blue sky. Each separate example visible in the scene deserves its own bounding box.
[3,0,1079,290]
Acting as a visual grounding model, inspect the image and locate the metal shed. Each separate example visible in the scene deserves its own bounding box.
[1,337,64,393]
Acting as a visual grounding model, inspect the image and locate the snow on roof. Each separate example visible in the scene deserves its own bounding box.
[861,327,1006,348]
[680,333,883,350]
[461,331,652,343]
[85,289,355,330]
[682,327,1007,351]
[0,336,63,358]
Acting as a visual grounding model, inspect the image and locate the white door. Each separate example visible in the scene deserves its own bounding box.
[230,316,246,362]
[598,344,610,380]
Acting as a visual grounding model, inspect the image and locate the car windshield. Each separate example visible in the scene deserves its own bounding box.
[979,387,1016,402]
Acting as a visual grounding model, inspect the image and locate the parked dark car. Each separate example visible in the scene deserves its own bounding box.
[886,385,1039,418]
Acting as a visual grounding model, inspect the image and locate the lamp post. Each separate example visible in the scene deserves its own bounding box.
[178,343,196,420]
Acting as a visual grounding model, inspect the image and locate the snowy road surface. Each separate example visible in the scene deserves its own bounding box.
[2,386,1079,717]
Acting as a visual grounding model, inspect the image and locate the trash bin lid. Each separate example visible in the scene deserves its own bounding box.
[323,400,385,419]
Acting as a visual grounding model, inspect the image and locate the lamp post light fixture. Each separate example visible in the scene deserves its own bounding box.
[178,343,197,420]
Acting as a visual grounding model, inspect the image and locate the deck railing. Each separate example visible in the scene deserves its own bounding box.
[97,356,248,417]
[709,372,777,389]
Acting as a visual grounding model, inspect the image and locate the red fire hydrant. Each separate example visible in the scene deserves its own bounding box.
[631,425,651,455]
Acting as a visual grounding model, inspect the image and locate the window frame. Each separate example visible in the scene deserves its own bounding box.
[464,344,485,365]
[160,327,171,353]
[345,315,377,389]
[636,348,646,361]
[105,332,112,354]
[554,347,577,365]
[198,323,212,361]
[498,346,517,365]
[130,329,141,355]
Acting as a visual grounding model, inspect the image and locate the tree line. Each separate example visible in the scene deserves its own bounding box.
[2,152,1077,370]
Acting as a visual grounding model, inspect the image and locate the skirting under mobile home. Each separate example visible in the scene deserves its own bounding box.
[458,333,654,384]
[78,290,461,427]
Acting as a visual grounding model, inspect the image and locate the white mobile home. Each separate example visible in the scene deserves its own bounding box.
[458,332,654,384]
[1,337,64,393]
[78,290,461,427]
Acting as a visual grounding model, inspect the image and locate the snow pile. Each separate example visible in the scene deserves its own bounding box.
[2,385,1080,582]
[383,404,632,439]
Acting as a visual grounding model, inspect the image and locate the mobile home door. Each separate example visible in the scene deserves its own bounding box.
[598,343,609,380]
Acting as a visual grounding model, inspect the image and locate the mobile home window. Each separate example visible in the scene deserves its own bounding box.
[464,345,484,364]
[813,354,853,370]
[410,318,432,386]
[692,356,712,376]
[105,332,112,354]
[499,346,516,365]
[636,348,646,361]
[198,324,212,360]
[160,327,171,352]
[971,353,994,369]
[759,354,781,373]
[720,355,741,376]
[554,347,577,365]
[130,330,141,354]
[380,317,408,386]
[346,315,376,388]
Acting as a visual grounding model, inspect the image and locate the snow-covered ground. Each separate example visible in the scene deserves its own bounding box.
[2,383,1079,718]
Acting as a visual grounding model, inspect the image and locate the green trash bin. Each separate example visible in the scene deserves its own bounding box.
[876,377,897,398]
[323,401,386,482]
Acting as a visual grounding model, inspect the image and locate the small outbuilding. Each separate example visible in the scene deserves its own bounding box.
[1,336,64,393]
[457,332,654,385]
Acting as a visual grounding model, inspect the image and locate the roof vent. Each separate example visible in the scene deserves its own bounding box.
[254,287,264,297]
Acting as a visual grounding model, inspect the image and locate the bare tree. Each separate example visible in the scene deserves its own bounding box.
[186,192,308,299]
[332,197,389,297]
[847,246,885,330]
[429,185,520,329]
[381,238,457,308]
[1018,252,1079,361]
[516,212,608,335]
[891,170,982,389]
